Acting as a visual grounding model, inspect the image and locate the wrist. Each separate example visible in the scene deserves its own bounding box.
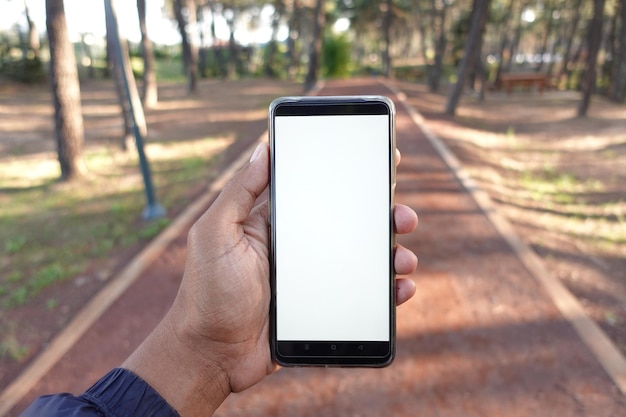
[123,308,232,417]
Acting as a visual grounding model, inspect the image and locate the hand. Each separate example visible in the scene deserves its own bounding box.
[123,143,418,417]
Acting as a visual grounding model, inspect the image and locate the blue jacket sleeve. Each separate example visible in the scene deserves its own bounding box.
[19,368,180,417]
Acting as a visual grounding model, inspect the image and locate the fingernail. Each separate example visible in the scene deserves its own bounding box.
[250,143,264,162]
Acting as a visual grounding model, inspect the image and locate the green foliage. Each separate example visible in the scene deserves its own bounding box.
[0,31,45,83]
[0,336,30,362]
[127,41,143,59]
[5,236,27,254]
[262,42,288,79]
[9,286,28,306]
[520,168,605,205]
[0,56,45,84]
[153,44,180,60]
[322,33,352,78]
[46,298,59,310]
[139,218,171,240]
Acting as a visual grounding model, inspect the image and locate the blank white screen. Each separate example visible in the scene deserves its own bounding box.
[274,114,391,341]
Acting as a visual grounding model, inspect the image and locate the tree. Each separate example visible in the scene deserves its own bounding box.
[558,0,584,85]
[382,0,393,77]
[265,0,285,77]
[492,0,515,85]
[24,0,40,59]
[207,1,228,77]
[603,1,620,92]
[504,0,526,72]
[445,0,491,116]
[534,0,557,73]
[338,0,411,77]
[197,2,208,78]
[304,0,325,91]
[220,0,257,79]
[286,0,303,79]
[611,0,626,102]
[577,0,606,117]
[138,0,158,107]
[224,4,240,79]
[45,0,86,181]
[428,0,450,92]
[174,0,199,93]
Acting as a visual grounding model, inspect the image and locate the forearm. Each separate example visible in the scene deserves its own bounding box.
[122,307,232,417]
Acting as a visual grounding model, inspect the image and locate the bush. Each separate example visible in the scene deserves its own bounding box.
[322,33,352,78]
[0,56,46,84]
[261,41,288,78]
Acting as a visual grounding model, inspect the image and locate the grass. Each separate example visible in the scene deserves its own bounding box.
[0,336,30,362]
[130,56,186,82]
[470,165,626,250]
[0,136,228,310]
[0,77,302,367]
[519,168,605,205]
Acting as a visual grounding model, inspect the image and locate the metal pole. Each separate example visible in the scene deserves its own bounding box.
[104,0,165,220]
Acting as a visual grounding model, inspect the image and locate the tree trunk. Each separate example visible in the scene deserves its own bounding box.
[382,0,393,77]
[505,0,525,72]
[445,0,491,116]
[197,4,207,78]
[265,0,284,78]
[604,1,620,96]
[226,12,239,79]
[208,1,227,78]
[428,0,448,91]
[174,0,189,72]
[304,0,325,91]
[46,0,86,181]
[612,0,626,102]
[559,0,583,83]
[286,0,302,80]
[137,0,157,107]
[185,0,199,91]
[545,24,564,77]
[567,37,586,89]
[494,0,515,86]
[474,34,486,100]
[24,0,40,58]
[416,8,429,66]
[535,1,556,72]
[578,0,606,117]
[174,0,199,93]
[469,25,486,92]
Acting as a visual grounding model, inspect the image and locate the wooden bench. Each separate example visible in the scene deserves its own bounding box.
[499,73,549,94]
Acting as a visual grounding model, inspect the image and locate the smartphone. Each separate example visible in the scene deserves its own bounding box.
[269,96,396,367]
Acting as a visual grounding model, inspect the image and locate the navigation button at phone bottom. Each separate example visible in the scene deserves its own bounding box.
[277,341,390,357]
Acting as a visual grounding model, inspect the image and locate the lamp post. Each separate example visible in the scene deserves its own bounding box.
[104,0,165,220]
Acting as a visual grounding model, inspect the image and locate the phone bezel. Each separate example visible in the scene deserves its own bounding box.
[268,96,396,367]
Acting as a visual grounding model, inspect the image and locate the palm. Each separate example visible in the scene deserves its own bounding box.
[180,198,273,392]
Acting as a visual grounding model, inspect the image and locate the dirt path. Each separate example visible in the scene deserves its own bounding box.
[5,79,625,416]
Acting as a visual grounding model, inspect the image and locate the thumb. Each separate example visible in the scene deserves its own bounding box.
[212,142,269,225]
